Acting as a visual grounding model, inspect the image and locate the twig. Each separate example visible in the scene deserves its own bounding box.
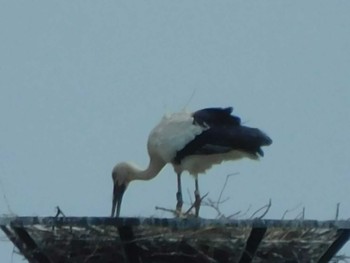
[227,210,242,219]
[203,198,224,218]
[155,206,177,216]
[54,206,66,218]
[0,177,16,216]
[249,199,271,219]
[201,173,238,218]
[184,192,209,216]
[53,206,71,232]
[226,204,253,219]
[187,188,193,204]
[155,192,209,217]
[84,245,100,263]
[281,203,302,220]
[217,172,239,206]
[240,204,253,218]
[335,203,340,220]
[295,207,305,220]
[182,89,197,110]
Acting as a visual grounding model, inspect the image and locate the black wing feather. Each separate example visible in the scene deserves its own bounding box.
[192,107,241,127]
[174,107,272,164]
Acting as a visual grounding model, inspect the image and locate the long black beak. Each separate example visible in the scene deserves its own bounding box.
[111,182,126,217]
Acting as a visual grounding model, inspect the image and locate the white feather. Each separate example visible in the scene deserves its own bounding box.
[147,110,206,162]
[175,150,258,176]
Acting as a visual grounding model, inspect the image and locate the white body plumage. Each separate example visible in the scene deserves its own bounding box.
[147,110,205,163]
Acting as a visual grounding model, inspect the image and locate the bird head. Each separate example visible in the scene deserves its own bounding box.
[111,162,133,217]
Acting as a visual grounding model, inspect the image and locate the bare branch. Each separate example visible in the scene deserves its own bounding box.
[0,177,16,216]
[202,198,223,218]
[187,188,193,204]
[239,204,253,218]
[227,204,253,219]
[155,206,177,216]
[295,207,305,220]
[184,192,209,216]
[84,245,100,263]
[155,192,209,217]
[227,210,242,219]
[335,203,340,220]
[200,172,239,219]
[217,172,239,206]
[54,206,66,218]
[249,199,271,219]
[281,203,302,220]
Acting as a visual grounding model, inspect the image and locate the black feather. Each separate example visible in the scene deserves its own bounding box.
[192,107,241,127]
[174,107,272,164]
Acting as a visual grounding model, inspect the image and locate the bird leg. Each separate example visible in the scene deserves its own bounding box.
[176,173,183,215]
[194,176,201,217]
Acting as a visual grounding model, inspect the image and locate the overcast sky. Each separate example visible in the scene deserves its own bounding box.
[1,1,350,261]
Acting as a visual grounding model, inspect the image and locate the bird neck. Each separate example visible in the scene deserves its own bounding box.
[132,157,166,181]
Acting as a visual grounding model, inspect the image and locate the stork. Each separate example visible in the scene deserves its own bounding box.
[111,107,272,217]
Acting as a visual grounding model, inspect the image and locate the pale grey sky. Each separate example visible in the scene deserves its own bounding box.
[1,1,350,261]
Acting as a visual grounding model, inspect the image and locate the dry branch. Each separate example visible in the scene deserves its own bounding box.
[249,199,272,219]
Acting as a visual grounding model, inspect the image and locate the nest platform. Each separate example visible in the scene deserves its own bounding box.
[1,216,349,263]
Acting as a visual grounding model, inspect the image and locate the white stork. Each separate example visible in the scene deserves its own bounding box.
[111,107,272,217]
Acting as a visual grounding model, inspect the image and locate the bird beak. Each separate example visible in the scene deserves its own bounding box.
[111,182,127,217]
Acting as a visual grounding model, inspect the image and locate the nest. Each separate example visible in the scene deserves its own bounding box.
[1,216,349,263]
